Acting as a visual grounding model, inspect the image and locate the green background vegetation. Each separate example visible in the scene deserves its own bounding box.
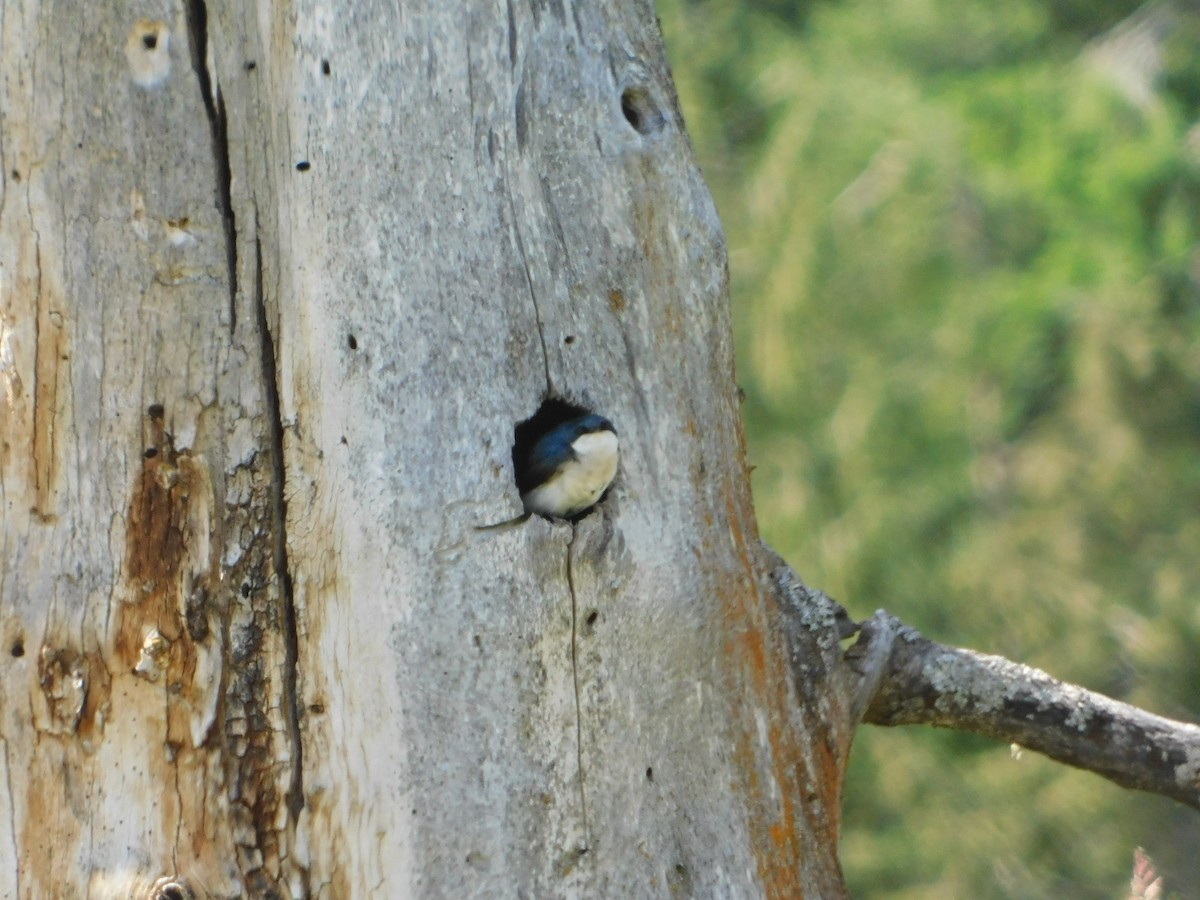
[657,0,1200,896]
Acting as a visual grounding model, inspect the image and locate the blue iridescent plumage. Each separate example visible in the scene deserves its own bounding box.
[517,414,619,518]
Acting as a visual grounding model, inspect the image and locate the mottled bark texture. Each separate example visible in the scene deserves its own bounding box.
[0,0,851,896]
[851,612,1200,811]
[3,2,1193,899]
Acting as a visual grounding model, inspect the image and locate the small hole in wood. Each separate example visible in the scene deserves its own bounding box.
[142,33,158,50]
[10,639,24,658]
[585,610,598,627]
[10,170,20,182]
[322,59,331,76]
[620,87,665,136]
[564,335,576,345]
[645,766,653,781]
[144,447,159,459]
[148,403,165,419]
[240,583,251,598]
[296,160,311,172]
[348,334,358,350]
[245,60,257,71]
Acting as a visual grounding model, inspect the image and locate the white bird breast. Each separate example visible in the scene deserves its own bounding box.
[522,430,619,517]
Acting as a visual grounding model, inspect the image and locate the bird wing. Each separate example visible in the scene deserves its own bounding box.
[517,431,576,495]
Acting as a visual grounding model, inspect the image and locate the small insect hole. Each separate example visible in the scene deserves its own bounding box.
[245,60,257,71]
[147,403,165,419]
[645,766,653,781]
[144,447,159,459]
[240,583,251,598]
[11,639,25,658]
[10,170,20,182]
[585,610,599,627]
[348,334,358,350]
[296,160,311,172]
[564,335,576,345]
[142,33,158,50]
[620,87,665,136]
[322,59,331,76]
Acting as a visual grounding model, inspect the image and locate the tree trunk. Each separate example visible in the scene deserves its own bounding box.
[1,1,852,896]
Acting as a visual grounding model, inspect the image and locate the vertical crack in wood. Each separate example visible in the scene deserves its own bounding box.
[170,747,183,877]
[184,0,238,333]
[30,237,45,501]
[253,238,307,842]
[565,528,590,852]
[1,738,19,898]
[502,159,553,392]
[506,0,517,69]
[29,233,60,518]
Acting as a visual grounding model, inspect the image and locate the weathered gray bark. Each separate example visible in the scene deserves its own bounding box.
[4,2,1194,899]
[1,1,850,896]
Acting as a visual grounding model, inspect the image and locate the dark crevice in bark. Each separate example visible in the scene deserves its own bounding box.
[254,238,308,861]
[565,529,590,851]
[184,0,238,333]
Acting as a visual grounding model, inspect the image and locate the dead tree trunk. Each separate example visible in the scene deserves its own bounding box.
[5,2,1195,898]
[0,0,852,896]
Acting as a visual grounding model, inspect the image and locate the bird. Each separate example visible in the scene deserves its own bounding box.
[516,414,619,519]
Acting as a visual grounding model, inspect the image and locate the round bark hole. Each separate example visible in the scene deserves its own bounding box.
[620,87,665,135]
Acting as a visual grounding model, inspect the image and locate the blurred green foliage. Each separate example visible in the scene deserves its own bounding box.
[657,0,1200,896]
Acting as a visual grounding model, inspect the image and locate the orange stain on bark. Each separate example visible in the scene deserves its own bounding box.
[720,484,811,898]
[118,426,211,677]
[29,243,68,520]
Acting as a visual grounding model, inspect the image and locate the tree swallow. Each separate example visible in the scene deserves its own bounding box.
[516,414,619,518]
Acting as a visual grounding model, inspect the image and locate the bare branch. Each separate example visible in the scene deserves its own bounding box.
[848,611,1200,811]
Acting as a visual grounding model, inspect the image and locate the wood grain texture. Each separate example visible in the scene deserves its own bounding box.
[1,1,851,896]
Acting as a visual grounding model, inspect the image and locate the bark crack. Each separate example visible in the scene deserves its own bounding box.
[565,529,590,851]
[253,238,307,834]
[30,236,43,492]
[170,741,182,876]
[503,159,553,392]
[184,0,238,333]
[2,739,19,898]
